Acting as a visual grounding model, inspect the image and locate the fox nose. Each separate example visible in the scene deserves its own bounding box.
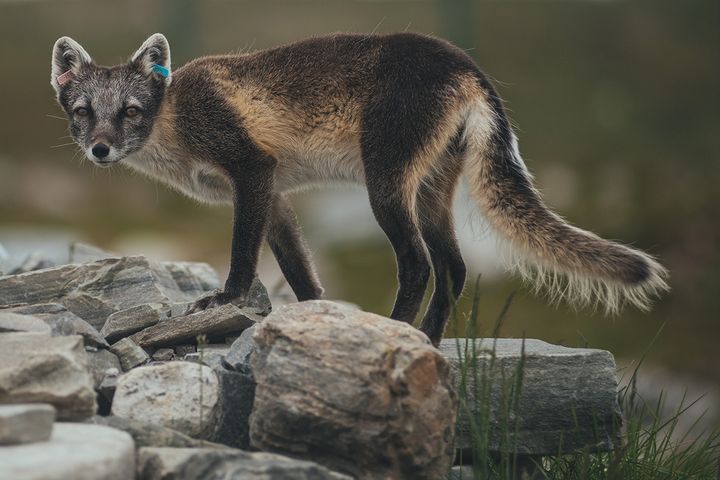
[91,143,110,159]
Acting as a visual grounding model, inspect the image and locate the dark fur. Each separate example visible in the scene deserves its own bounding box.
[52,32,667,347]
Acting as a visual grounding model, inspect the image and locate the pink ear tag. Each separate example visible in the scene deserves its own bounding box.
[56,70,75,86]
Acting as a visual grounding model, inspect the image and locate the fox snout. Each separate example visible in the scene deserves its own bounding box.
[91,143,110,159]
[87,136,118,166]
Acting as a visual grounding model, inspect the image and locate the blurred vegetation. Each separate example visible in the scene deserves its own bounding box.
[0,0,718,387]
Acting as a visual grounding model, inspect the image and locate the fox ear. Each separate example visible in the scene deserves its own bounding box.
[131,33,171,85]
[51,36,92,92]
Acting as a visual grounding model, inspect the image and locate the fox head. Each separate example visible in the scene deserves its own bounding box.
[50,34,171,167]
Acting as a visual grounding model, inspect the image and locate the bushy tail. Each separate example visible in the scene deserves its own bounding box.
[461,88,669,314]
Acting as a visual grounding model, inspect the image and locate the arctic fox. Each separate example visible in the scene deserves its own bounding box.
[50,33,668,345]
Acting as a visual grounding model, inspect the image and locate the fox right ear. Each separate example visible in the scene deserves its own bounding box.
[51,36,92,92]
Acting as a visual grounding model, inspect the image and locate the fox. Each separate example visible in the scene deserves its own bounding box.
[50,32,668,346]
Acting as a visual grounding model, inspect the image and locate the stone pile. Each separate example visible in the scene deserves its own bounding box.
[0,241,621,479]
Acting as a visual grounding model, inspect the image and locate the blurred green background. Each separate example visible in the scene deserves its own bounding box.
[0,0,717,409]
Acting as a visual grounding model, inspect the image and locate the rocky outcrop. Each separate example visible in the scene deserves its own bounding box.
[0,333,96,420]
[250,301,457,480]
[0,423,135,480]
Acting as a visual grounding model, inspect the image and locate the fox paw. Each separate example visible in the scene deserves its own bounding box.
[184,289,244,315]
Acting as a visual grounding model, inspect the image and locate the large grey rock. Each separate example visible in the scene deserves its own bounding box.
[89,415,225,449]
[0,404,55,445]
[112,361,220,439]
[0,311,52,334]
[137,447,351,480]
[130,304,259,348]
[3,303,108,348]
[0,256,227,331]
[110,337,151,371]
[101,303,167,343]
[250,300,457,480]
[0,333,96,420]
[439,338,621,455]
[0,422,135,480]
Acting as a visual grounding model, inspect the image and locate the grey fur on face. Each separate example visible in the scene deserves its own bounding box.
[51,34,169,166]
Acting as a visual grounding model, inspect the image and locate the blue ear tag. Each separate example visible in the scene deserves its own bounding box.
[151,64,170,78]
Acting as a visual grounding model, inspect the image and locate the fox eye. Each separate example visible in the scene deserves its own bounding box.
[74,107,89,117]
[125,107,140,118]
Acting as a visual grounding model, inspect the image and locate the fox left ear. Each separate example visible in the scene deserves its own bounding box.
[131,33,171,86]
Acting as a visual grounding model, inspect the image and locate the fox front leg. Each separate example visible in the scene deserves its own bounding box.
[186,158,275,314]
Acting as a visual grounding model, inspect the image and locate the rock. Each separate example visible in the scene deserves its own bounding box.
[439,338,621,455]
[0,311,52,334]
[162,261,221,296]
[112,362,220,439]
[152,348,175,362]
[447,466,475,479]
[89,415,224,449]
[86,349,122,388]
[110,338,151,371]
[130,304,259,349]
[213,370,256,449]
[99,371,120,407]
[137,447,351,480]
[223,325,256,375]
[174,344,196,357]
[250,300,457,480]
[0,404,55,445]
[0,333,96,420]
[69,242,112,263]
[9,251,55,274]
[2,303,108,348]
[186,344,230,371]
[0,422,135,480]
[0,256,234,331]
[101,303,167,343]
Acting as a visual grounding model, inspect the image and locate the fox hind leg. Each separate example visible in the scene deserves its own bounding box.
[416,148,467,346]
[363,158,431,325]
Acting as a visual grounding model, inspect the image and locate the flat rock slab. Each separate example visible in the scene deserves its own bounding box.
[0,256,222,331]
[3,303,108,348]
[0,404,55,445]
[250,300,457,480]
[112,361,219,439]
[138,447,351,480]
[0,333,96,420]
[130,304,259,348]
[0,311,52,334]
[439,338,621,455]
[101,303,167,343]
[0,422,135,480]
